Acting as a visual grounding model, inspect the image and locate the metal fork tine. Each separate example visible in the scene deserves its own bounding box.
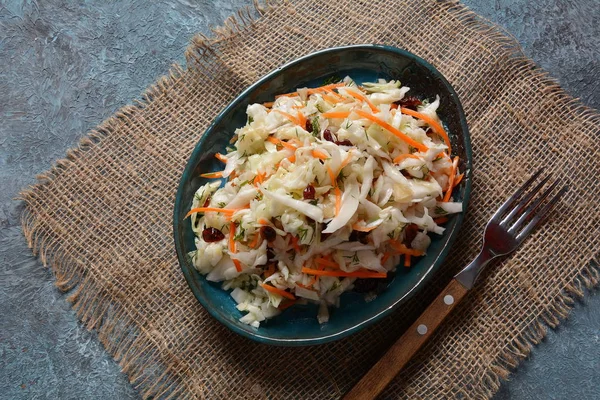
[490,168,544,223]
[501,174,552,227]
[508,179,560,234]
[516,185,568,242]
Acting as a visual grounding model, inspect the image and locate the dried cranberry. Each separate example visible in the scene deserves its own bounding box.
[396,96,422,111]
[403,223,419,248]
[349,230,369,244]
[305,119,313,133]
[323,129,335,142]
[260,226,277,242]
[336,139,353,146]
[202,227,225,242]
[203,197,211,207]
[303,184,316,200]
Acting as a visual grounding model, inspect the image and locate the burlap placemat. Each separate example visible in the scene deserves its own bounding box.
[20,0,600,398]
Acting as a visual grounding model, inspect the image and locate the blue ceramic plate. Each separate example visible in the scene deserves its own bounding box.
[174,45,472,346]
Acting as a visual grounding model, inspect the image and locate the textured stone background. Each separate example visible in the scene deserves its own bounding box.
[0,0,598,398]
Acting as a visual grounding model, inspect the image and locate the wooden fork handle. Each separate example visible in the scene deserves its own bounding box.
[343,279,469,400]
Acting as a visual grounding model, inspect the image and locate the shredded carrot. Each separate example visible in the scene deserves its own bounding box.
[248,234,261,249]
[339,150,354,170]
[393,153,421,164]
[389,241,424,256]
[352,222,378,232]
[273,109,300,125]
[276,83,346,99]
[301,267,387,279]
[326,165,337,187]
[200,171,224,179]
[296,111,307,128]
[443,157,460,202]
[287,154,296,163]
[232,259,242,272]
[296,282,317,291]
[354,110,429,152]
[334,187,342,215]
[321,87,345,102]
[185,207,240,218]
[267,136,297,151]
[343,89,378,113]
[290,235,301,252]
[278,300,297,310]
[404,254,411,267]
[228,170,237,181]
[311,149,329,160]
[321,111,351,119]
[315,257,339,269]
[454,173,464,187]
[263,101,274,108]
[434,217,449,224]
[215,153,228,163]
[258,218,270,225]
[260,283,296,300]
[228,222,236,253]
[400,107,451,154]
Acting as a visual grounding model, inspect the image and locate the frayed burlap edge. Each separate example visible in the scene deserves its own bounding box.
[18,0,600,398]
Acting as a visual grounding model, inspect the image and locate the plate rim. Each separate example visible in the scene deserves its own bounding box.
[173,44,473,346]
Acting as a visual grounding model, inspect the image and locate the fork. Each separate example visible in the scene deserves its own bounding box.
[343,169,568,400]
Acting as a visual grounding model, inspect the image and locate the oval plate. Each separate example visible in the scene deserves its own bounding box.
[174,45,472,346]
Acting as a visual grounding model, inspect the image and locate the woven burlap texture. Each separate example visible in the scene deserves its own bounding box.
[20,0,600,399]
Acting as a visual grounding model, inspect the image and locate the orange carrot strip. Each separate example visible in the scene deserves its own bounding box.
[229,222,236,253]
[334,187,342,215]
[215,153,228,163]
[267,136,297,151]
[434,217,449,224]
[339,151,354,170]
[321,111,351,119]
[248,234,261,249]
[344,89,378,112]
[258,218,270,225]
[273,109,300,125]
[443,157,460,202]
[321,87,345,101]
[400,107,451,154]
[185,207,238,218]
[296,282,317,291]
[278,300,297,310]
[296,111,307,128]
[290,236,301,252]
[232,259,243,272]
[315,257,339,269]
[454,173,464,187]
[311,149,329,160]
[301,267,387,279]
[287,154,296,163]
[254,171,266,185]
[352,222,378,232]
[260,283,296,300]
[200,171,224,179]
[326,165,337,187]
[404,254,411,267]
[389,240,424,256]
[354,110,428,152]
[393,153,421,164]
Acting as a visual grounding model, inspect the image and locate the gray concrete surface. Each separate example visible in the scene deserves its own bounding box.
[0,0,598,398]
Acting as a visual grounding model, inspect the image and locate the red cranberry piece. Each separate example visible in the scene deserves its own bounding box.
[323,129,335,142]
[303,184,316,200]
[396,96,422,111]
[260,226,277,242]
[202,227,225,242]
